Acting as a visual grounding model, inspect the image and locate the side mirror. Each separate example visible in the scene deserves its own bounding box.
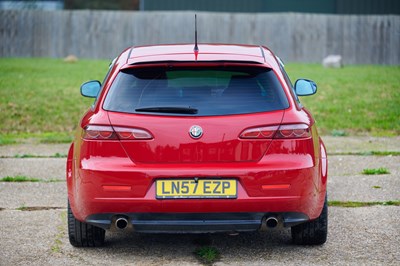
[294,79,317,96]
[80,81,101,98]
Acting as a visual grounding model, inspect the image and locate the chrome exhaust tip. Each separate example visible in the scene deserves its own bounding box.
[115,217,129,230]
[266,216,279,228]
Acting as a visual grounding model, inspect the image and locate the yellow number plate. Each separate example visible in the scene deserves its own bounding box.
[156,179,237,199]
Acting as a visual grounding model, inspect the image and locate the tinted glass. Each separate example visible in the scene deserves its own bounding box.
[279,63,301,104]
[103,66,289,116]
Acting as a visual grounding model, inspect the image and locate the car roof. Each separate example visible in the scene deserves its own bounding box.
[126,43,278,68]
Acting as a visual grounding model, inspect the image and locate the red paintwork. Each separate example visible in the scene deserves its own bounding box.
[67,43,327,226]
[107,111,285,163]
[128,44,268,65]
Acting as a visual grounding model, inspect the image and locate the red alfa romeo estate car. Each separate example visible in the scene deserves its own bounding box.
[67,43,328,247]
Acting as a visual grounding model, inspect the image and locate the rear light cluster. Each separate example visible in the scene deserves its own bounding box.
[240,125,278,139]
[240,124,311,139]
[83,125,153,140]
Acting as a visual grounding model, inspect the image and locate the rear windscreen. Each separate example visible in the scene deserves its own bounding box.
[103,66,289,116]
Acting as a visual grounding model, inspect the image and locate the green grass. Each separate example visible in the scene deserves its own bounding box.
[16,152,66,158]
[286,64,400,136]
[0,153,67,158]
[362,167,390,175]
[0,59,399,143]
[16,204,28,211]
[366,151,400,156]
[0,132,73,144]
[330,151,400,156]
[0,58,109,143]
[0,137,16,145]
[328,200,400,207]
[331,129,348,137]
[51,211,67,253]
[195,246,220,265]
[1,175,64,182]
[1,176,40,182]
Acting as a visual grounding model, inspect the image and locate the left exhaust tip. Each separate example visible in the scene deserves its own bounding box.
[266,216,279,228]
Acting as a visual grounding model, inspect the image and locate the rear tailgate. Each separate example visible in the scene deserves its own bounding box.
[107,111,284,164]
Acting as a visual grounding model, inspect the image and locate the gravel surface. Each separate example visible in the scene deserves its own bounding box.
[329,155,399,177]
[0,137,399,265]
[328,155,400,202]
[0,207,399,265]
[322,136,400,153]
[0,158,65,180]
[0,182,66,209]
[0,143,70,157]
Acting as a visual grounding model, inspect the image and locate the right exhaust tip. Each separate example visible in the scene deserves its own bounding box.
[266,216,279,228]
[115,217,129,230]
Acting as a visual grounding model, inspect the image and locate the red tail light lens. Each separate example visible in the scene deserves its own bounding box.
[275,124,311,138]
[83,125,117,140]
[83,125,153,140]
[113,127,153,140]
[240,124,310,139]
[240,126,279,139]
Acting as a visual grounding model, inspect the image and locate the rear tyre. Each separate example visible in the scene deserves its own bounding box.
[68,201,105,247]
[291,195,328,245]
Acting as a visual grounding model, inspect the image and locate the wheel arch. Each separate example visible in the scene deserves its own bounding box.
[66,143,76,212]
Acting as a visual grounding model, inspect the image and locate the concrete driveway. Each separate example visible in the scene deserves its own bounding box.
[0,136,399,265]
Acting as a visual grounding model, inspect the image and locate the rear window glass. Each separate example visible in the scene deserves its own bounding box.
[103,66,289,116]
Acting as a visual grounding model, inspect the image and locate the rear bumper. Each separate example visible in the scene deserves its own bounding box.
[86,212,309,232]
[68,141,327,227]
[68,164,326,226]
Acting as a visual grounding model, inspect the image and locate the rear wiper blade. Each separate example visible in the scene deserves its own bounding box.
[135,106,198,114]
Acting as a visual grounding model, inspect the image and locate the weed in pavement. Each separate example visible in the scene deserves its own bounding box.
[329,200,400,207]
[195,246,220,265]
[362,168,390,175]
